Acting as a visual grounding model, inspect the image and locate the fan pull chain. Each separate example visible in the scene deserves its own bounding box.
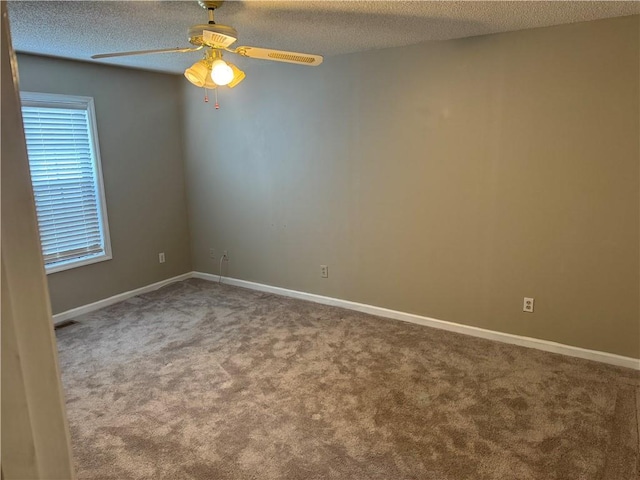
[215,88,220,110]
[204,89,209,103]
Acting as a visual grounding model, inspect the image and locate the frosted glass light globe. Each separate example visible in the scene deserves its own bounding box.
[210,60,234,86]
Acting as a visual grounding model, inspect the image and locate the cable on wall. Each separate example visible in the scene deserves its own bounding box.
[219,253,227,283]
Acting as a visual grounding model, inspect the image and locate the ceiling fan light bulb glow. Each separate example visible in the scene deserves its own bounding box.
[210,59,234,86]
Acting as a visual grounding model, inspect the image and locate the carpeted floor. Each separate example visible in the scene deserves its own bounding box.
[56,279,639,480]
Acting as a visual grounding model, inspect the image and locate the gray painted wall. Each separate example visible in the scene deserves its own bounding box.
[182,16,640,358]
[16,54,192,314]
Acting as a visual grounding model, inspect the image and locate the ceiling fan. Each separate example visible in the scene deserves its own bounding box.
[92,0,323,90]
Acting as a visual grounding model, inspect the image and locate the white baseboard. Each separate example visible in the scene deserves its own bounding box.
[192,271,640,371]
[53,271,640,371]
[52,273,192,324]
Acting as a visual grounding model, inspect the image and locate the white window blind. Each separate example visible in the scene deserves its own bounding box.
[21,92,111,274]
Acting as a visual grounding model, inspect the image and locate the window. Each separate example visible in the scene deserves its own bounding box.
[20,92,111,274]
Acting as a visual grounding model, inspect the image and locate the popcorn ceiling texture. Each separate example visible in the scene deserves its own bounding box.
[7,1,640,74]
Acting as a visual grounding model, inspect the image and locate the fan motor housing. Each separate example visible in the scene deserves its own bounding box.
[189,24,238,48]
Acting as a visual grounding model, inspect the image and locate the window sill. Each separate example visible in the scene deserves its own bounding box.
[45,253,112,275]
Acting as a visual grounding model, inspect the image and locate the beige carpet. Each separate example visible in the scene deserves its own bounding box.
[55,279,639,480]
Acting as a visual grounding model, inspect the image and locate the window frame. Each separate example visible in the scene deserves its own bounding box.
[20,91,112,274]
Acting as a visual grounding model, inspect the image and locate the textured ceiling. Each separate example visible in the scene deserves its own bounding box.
[7,1,640,74]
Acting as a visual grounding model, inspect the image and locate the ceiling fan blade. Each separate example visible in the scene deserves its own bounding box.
[232,46,323,66]
[91,46,203,60]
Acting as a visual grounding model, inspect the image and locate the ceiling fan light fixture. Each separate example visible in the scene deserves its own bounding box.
[202,74,217,90]
[227,63,245,88]
[210,58,234,86]
[184,59,210,87]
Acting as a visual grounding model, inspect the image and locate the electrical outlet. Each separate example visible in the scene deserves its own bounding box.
[158,252,165,264]
[320,265,328,278]
[223,250,229,260]
[209,248,215,259]
[523,297,534,313]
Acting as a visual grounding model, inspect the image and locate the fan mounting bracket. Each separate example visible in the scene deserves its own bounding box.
[198,1,224,10]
